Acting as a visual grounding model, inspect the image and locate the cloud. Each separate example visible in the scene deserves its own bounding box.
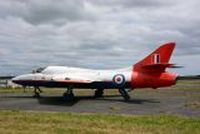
[87,0,173,8]
[0,0,199,75]
[0,0,96,25]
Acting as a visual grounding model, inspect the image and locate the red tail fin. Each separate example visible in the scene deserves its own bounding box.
[134,42,176,72]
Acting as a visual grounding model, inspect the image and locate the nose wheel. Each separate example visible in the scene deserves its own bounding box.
[33,86,42,98]
[94,89,104,98]
[63,87,74,101]
[119,88,130,101]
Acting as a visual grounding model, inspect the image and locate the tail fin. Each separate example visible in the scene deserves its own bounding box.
[134,42,176,72]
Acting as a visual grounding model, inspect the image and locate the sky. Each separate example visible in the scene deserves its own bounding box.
[0,0,199,76]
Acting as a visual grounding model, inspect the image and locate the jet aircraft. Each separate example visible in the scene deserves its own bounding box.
[12,42,179,101]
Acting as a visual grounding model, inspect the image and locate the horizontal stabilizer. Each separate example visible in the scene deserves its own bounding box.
[142,63,183,69]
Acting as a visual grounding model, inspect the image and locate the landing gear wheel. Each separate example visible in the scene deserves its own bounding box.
[63,92,74,101]
[63,87,75,101]
[119,88,130,101]
[33,92,40,98]
[33,86,42,98]
[94,89,104,98]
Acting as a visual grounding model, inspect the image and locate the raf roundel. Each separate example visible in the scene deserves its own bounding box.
[113,74,125,87]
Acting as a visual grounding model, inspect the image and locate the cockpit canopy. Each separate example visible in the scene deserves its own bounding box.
[32,67,46,73]
[32,66,67,74]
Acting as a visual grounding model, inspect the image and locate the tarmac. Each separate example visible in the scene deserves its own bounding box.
[0,81,199,117]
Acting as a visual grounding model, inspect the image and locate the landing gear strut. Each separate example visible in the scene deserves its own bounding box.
[118,88,130,101]
[33,86,42,98]
[94,89,104,98]
[63,86,74,101]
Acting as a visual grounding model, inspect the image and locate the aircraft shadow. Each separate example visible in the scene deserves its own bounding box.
[37,95,160,106]
[1,94,160,106]
[37,96,79,106]
[37,95,121,106]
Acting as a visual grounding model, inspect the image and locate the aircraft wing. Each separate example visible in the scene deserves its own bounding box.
[51,75,95,83]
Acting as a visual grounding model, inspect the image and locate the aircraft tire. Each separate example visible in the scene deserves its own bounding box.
[63,92,74,101]
[33,92,40,98]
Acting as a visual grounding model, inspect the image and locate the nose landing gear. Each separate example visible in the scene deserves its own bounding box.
[63,86,75,101]
[94,88,104,98]
[33,86,42,98]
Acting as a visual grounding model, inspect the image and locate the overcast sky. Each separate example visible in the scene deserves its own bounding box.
[0,0,199,75]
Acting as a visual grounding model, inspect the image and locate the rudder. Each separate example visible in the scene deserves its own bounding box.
[134,42,176,72]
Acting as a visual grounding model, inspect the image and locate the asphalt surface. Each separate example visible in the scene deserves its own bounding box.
[0,81,199,117]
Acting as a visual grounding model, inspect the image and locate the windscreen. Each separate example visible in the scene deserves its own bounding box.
[32,67,46,73]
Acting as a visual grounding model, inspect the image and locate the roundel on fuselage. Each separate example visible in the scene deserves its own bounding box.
[113,74,125,87]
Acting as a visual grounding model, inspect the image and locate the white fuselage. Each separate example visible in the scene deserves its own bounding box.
[12,66,133,89]
[42,66,132,81]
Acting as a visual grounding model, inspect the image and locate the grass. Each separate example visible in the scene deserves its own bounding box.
[0,110,199,134]
[177,79,200,85]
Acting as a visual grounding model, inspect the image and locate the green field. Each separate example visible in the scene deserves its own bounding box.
[0,110,199,134]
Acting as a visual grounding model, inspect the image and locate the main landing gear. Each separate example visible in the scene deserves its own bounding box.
[118,88,130,101]
[33,86,42,98]
[63,87,75,101]
[94,88,104,98]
